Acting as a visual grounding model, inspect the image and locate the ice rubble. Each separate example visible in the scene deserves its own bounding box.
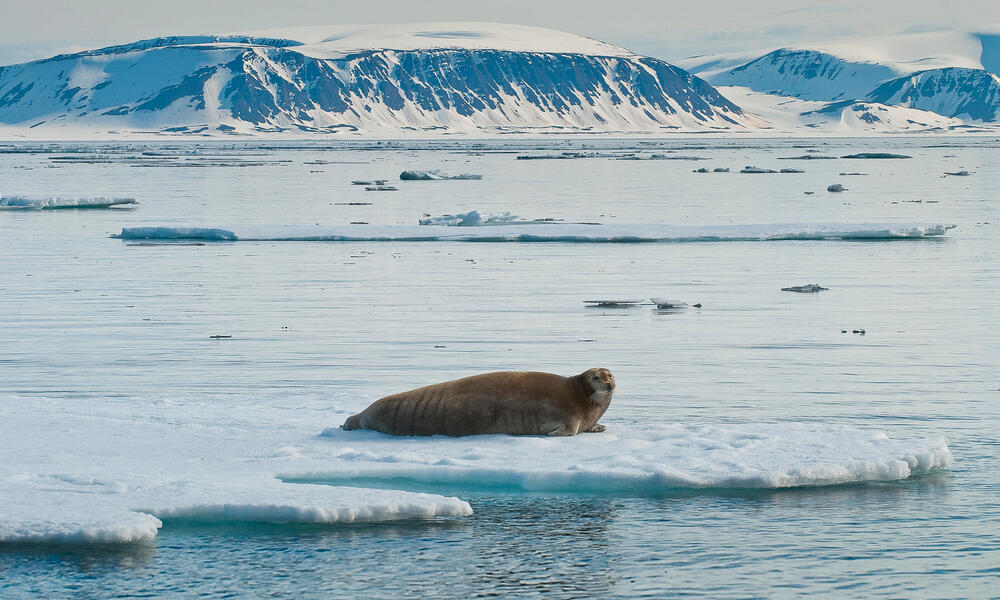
[114,222,957,243]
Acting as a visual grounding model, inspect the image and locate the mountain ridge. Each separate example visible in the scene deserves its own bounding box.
[0,23,756,137]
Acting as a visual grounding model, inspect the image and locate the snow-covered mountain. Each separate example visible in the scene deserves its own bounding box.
[0,23,755,137]
[678,26,1000,132]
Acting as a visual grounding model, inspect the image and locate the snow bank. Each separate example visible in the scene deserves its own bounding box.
[115,222,957,243]
[0,196,138,209]
[306,423,952,493]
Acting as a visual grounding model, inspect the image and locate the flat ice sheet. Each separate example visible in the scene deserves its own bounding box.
[115,222,957,243]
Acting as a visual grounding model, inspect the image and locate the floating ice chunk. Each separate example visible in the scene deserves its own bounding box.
[418,211,524,226]
[781,283,828,293]
[841,152,912,159]
[780,168,805,173]
[0,196,138,209]
[944,170,971,176]
[827,184,847,192]
[650,298,689,309]
[114,227,238,240]
[584,299,645,308]
[304,423,952,493]
[399,170,483,180]
[779,155,838,160]
[740,166,777,173]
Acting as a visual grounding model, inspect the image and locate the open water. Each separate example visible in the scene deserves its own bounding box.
[0,137,997,598]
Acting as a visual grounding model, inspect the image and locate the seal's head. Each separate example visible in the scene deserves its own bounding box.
[580,367,615,404]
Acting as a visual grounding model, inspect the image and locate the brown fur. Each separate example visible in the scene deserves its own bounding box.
[342,368,615,436]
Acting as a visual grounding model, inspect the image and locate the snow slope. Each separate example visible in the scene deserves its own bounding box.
[0,22,754,138]
[678,25,1000,130]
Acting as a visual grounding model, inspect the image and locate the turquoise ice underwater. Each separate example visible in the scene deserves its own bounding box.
[0,137,997,598]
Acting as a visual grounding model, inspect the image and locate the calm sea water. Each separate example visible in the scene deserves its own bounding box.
[1,137,998,598]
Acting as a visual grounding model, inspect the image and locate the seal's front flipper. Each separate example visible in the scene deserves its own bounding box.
[584,423,606,433]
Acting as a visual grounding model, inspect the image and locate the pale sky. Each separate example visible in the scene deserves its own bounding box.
[1,0,998,66]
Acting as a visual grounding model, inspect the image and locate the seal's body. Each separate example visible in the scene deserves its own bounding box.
[342,368,614,437]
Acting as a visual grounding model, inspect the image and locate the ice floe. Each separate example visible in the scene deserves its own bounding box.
[305,422,952,493]
[399,170,483,180]
[0,196,138,209]
[0,390,952,544]
[114,222,957,243]
[418,210,526,226]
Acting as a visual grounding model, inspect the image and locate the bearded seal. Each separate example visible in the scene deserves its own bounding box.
[341,368,615,437]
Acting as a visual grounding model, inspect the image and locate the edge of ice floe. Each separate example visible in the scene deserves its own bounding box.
[0,483,472,544]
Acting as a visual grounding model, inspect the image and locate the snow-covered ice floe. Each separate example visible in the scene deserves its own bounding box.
[305,423,951,494]
[0,393,949,544]
[418,210,528,226]
[399,170,483,180]
[114,222,957,243]
[0,195,138,209]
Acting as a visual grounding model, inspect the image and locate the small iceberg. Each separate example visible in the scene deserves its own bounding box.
[0,196,138,210]
[650,298,689,309]
[400,170,483,181]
